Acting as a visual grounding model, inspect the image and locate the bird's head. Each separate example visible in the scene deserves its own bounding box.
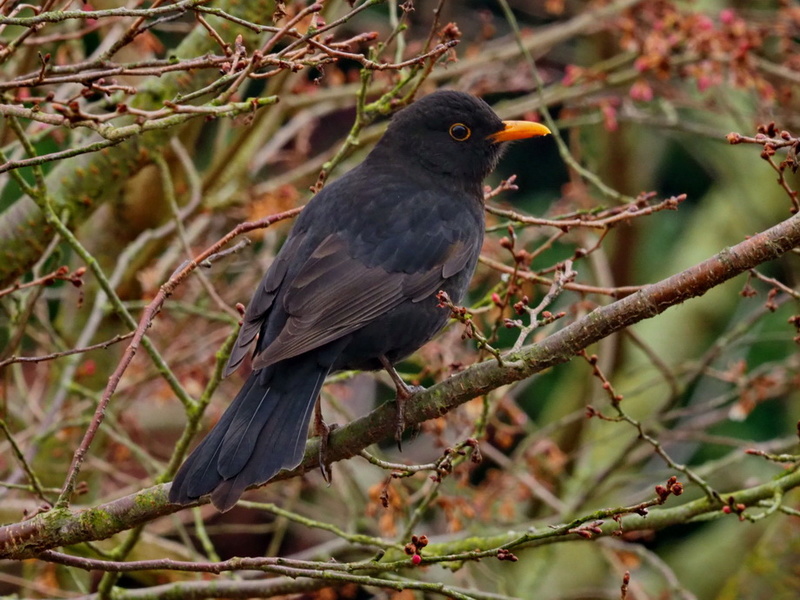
[372,90,551,191]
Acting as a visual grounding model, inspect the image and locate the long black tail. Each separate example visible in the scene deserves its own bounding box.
[169,356,329,512]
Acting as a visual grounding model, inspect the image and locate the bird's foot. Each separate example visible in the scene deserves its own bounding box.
[314,401,337,485]
[378,355,426,451]
[392,380,426,451]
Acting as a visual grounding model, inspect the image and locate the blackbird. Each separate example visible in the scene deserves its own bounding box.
[169,90,551,511]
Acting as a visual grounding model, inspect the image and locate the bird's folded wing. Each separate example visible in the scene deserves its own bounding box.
[224,235,304,376]
[251,232,472,369]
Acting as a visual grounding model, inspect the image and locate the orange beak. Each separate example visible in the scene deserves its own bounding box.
[488,120,552,143]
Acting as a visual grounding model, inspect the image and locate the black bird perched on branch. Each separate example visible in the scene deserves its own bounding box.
[169,90,551,512]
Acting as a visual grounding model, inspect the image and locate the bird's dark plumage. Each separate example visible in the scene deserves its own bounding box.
[169,90,550,511]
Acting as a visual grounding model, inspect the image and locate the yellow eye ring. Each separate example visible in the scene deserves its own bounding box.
[449,123,471,141]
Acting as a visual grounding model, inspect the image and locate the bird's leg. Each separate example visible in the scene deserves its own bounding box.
[378,355,424,450]
[313,397,334,484]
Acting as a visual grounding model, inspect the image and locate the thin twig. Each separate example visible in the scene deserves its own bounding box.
[56,207,303,506]
[0,333,134,369]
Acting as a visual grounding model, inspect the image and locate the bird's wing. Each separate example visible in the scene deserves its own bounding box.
[224,234,305,376]
[251,231,473,369]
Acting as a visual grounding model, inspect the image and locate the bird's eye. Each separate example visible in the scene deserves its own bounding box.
[449,123,471,141]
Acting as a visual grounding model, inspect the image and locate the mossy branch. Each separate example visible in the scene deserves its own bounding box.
[0,0,276,287]
[0,208,798,560]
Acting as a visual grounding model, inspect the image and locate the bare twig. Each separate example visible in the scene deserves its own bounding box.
[0,333,134,370]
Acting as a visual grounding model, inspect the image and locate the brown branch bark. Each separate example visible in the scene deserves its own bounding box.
[0,209,798,560]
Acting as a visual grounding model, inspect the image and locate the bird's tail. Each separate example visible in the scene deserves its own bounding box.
[169,356,329,512]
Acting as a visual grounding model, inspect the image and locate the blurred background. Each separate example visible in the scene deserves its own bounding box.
[1,0,799,598]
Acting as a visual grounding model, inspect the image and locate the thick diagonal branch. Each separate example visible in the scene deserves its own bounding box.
[0,210,798,559]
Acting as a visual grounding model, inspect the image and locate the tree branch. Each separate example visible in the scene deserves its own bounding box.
[0,0,276,287]
[0,208,798,560]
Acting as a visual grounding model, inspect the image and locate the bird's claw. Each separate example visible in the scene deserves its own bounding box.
[394,384,425,451]
[314,402,337,485]
[378,355,426,451]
